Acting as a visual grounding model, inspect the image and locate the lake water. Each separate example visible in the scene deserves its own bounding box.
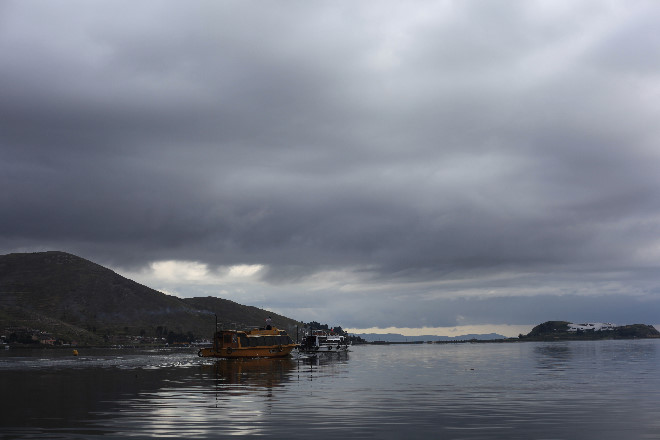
[1,340,659,439]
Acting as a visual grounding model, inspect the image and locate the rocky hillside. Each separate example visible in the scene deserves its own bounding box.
[0,251,300,344]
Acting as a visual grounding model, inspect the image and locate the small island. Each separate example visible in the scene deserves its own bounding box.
[518,321,660,341]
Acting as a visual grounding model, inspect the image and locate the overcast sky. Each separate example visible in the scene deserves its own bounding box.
[2,1,660,336]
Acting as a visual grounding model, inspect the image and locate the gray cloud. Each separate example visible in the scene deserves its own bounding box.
[3,1,660,330]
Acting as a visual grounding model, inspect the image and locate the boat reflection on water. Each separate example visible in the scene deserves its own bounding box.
[202,351,350,383]
[201,350,352,393]
[297,351,349,365]
[202,357,297,390]
[294,350,351,384]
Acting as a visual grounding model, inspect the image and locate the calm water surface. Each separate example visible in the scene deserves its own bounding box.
[1,340,659,439]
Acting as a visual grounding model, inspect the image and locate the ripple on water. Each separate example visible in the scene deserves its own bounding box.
[2,341,660,439]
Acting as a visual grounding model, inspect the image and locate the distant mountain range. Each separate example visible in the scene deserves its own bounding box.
[357,320,660,343]
[355,333,506,343]
[0,251,301,345]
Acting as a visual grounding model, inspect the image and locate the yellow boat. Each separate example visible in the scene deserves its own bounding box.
[198,327,298,358]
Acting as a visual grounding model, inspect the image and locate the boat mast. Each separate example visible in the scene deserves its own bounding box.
[213,314,218,352]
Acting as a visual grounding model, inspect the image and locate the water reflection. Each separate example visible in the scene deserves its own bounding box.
[204,357,296,387]
[202,357,297,407]
[297,351,349,367]
[2,343,659,439]
[294,352,351,383]
[95,357,303,438]
[533,343,574,370]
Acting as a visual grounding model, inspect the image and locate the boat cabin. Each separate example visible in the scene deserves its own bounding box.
[214,328,294,350]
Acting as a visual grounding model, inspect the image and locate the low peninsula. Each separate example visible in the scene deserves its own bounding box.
[517,321,660,341]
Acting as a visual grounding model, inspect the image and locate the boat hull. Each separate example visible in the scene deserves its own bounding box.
[298,345,349,354]
[198,344,296,359]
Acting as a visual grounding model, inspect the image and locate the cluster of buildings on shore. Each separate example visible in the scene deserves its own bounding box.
[1,326,214,348]
[0,327,71,346]
[1,327,64,346]
[567,322,618,332]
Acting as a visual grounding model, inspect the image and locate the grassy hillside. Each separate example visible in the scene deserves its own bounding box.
[0,251,301,345]
[520,320,660,341]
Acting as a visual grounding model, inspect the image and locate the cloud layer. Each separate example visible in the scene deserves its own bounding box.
[3,1,660,331]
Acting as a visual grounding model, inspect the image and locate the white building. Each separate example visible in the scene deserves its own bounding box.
[567,322,617,332]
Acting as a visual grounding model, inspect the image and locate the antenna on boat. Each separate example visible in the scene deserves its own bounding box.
[213,314,218,352]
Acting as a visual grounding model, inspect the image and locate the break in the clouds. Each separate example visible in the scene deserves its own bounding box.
[2,0,660,334]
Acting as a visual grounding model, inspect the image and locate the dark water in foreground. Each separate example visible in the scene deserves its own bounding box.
[1,340,659,439]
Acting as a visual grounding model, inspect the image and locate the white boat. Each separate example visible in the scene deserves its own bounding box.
[298,330,350,354]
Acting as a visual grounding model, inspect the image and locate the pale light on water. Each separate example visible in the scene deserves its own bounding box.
[1,340,659,439]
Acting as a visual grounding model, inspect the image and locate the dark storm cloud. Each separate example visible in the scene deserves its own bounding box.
[2,1,660,328]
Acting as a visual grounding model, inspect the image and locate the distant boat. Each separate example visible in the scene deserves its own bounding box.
[198,327,297,359]
[298,330,350,354]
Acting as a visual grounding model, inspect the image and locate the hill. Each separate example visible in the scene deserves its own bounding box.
[520,320,660,341]
[0,251,301,345]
